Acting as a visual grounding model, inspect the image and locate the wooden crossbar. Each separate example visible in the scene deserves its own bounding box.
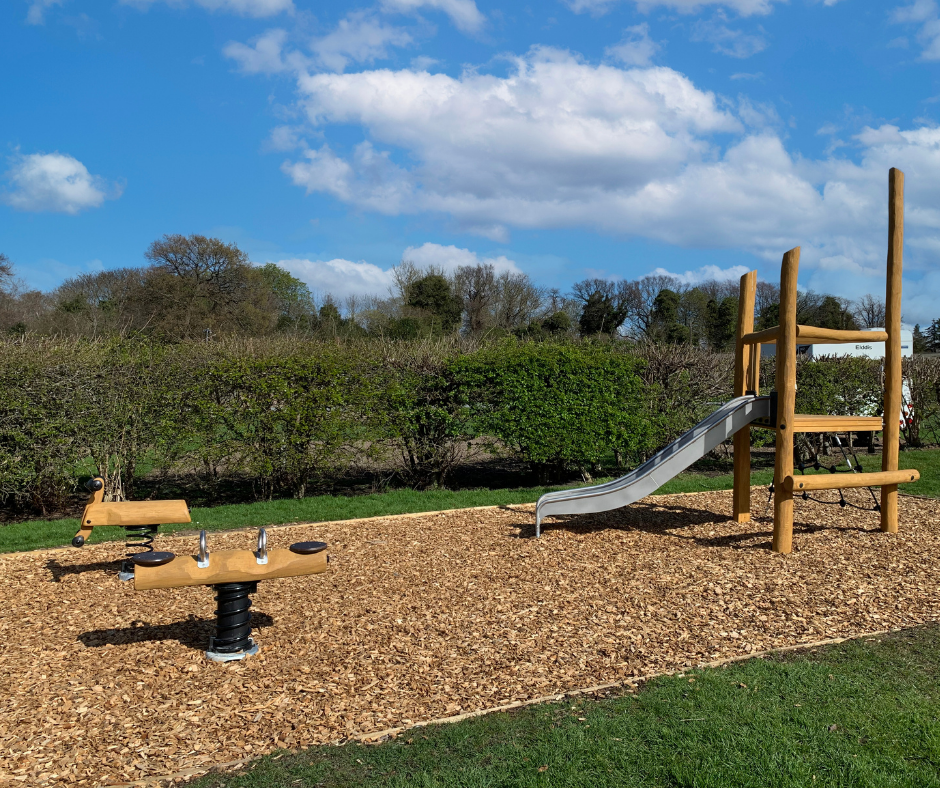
[752,414,883,433]
[742,326,889,346]
[741,326,779,344]
[784,469,919,493]
[134,547,328,590]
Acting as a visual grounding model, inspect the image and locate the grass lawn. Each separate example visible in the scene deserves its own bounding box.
[190,625,940,788]
[2,447,937,555]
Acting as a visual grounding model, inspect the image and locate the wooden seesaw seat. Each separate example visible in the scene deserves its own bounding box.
[131,530,328,661]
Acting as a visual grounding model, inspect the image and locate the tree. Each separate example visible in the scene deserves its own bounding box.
[572,278,632,336]
[854,294,886,329]
[913,324,926,354]
[453,263,496,333]
[620,274,682,338]
[256,263,317,331]
[542,310,572,334]
[813,295,858,331]
[651,288,690,344]
[406,274,463,331]
[706,296,738,350]
[492,271,543,330]
[0,253,13,297]
[925,319,940,354]
[144,234,273,338]
[319,301,342,330]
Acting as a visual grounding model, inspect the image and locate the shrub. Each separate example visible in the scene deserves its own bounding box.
[370,337,475,489]
[190,341,370,500]
[454,341,654,481]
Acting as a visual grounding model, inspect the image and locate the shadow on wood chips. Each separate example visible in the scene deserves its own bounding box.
[534,499,878,549]
[78,613,275,650]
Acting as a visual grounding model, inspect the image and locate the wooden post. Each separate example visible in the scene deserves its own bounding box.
[732,270,757,522]
[772,247,800,554]
[881,168,904,534]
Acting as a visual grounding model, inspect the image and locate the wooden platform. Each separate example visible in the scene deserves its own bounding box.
[752,414,883,433]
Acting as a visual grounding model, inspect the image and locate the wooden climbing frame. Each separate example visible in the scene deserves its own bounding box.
[731,167,920,554]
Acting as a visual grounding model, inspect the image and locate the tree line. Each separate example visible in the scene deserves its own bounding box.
[0,236,905,348]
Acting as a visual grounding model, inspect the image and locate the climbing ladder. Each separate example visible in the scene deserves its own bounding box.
[731,167,920,553]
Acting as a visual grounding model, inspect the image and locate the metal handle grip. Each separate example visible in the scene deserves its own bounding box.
[256,528,268,564]
[197,530,210,568]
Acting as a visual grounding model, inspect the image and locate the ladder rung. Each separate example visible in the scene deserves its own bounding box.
[742,326,889,345]
[784,469,919,492]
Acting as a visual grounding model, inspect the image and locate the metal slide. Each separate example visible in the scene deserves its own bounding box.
[534,395,771,536]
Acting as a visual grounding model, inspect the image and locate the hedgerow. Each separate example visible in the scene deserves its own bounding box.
[0,336,935,514]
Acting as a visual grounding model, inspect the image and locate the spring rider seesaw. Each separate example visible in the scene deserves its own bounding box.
[72,477,191,580]
[131,528,328,661]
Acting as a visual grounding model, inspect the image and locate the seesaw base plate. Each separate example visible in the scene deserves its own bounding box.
[206,639,259,662]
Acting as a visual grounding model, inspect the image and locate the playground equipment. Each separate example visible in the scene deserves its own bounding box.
[536,168,919,552]
[73,477,191,580]
[132,528,328,661]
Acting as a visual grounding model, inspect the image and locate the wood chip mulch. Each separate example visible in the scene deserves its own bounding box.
[1,488,939,787]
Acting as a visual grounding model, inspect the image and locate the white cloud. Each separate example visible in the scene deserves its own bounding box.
[605,24,660,67]
[262,47,940,322]
[380,0,485,33]
[273,257,396,300]
[272,244,520,300]
[411,55,440,70]
[224,29,299,74]
[1,151,121,214]
[312,11,413,72]
[691,15,768,58]
[730,71,763,80]
[26,0,65,24]
[401,243,522,274]
[892,0,940,60]
[264,124,307,152]
[119,0,292,17]
[565,0,780,17]
[648,264,752,284]
[287,47,740,238]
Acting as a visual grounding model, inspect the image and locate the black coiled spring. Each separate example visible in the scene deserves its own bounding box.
[122,524,158,576]
[210,582,258,654]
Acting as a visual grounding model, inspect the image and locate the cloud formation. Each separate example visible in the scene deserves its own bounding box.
[2,151,121,214]
[892,0,940,60]
[271,48,940,320]
[285,48,740,238]
[379,0,485,33]
[605,24,660,66]
[312,11,413,72]
[120,0,293,17]
[25,0,66,24]
[648,263,752,285]
[690,15,768,58]
[272,243,520,300]
[565,0,781,17]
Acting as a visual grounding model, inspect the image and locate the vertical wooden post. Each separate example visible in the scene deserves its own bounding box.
[881,168,904,534]
[733,270,757,522]
[747,342,761,393]
[772,247,800,554]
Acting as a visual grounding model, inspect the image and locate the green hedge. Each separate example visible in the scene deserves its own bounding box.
[453,342,655,481]
[1,337,935,514]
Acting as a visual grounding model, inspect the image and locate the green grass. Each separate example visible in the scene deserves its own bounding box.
[191,625,940,788]
[3,447,937,555]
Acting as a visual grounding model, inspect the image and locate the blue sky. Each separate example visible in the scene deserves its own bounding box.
[2,0,939,321]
